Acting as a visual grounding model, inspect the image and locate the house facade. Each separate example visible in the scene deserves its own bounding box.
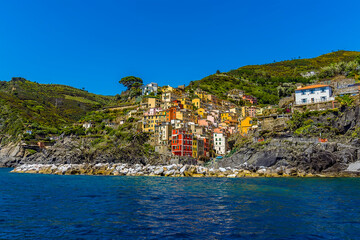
[141,82,158,96]
[213,132,227,155]
[295,85,334,105]
[171,129,193,157]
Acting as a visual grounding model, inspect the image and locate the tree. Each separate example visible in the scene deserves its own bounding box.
[119,76,143,90]
[356,55,360,65]
[216,70,221,74]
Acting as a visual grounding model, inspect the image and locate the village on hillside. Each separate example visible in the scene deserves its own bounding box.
[81,76,360,162]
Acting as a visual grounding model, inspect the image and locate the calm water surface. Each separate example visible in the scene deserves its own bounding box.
[0,168,359,239]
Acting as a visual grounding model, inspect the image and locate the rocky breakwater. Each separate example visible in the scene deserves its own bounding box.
[10,163,359,177]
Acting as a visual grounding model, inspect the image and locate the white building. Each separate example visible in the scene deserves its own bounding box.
[82,122,93,129]
[213,132,227,155]
[295,84,334,105]
[141,82,158,96]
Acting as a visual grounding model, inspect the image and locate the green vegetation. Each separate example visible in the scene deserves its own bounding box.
[118,76,143,100]
[64,95,101,105]
[0,78,115,144]
[336,95,355,107]
[191,50,360,104]
[288,110,341,138]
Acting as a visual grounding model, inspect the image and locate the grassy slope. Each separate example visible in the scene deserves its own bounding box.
[193,50,360,104]
[0,78,115,142]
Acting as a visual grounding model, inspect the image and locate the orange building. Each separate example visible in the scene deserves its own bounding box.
[166,107,177,122]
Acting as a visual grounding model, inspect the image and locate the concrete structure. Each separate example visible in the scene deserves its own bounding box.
[295,85,334,105]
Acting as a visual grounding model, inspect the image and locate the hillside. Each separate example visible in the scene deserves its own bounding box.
[193,50,360,104]
[0,77,115,143]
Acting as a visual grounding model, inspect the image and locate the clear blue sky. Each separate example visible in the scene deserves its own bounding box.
[0,0,359,95]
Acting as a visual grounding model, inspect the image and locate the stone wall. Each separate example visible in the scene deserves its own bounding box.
[293,101,340,113]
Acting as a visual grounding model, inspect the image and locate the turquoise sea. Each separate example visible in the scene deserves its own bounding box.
[0,168,359,239]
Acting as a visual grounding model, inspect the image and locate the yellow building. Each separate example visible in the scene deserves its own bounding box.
[175,110,191,122]
[240,106,247,118]
[142,112,167,132]
[221,112,238,122]
[161,85,174,93]
[221,112,230,122]
[194,90,208,101]
[240,117,253,135]
[141,97,160,109]
[256,107,264,116]
[180,98,194,110]
[197,108,206,118]
[192,98,201,109]
[192,138,198,158]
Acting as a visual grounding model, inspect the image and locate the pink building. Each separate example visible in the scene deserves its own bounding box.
[144,107,163,116]
[247,106,257,118]
[206,115,215,125]
[242,95,257,105]
[198,119,210,127]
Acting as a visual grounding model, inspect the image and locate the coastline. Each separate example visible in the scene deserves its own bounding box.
[10,163,360,178]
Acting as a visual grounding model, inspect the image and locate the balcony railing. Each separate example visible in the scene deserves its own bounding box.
[295,97,335,105]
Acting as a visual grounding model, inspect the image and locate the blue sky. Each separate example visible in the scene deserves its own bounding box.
[0,0,359,95]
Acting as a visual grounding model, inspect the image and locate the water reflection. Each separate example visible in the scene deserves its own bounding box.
[0,169,360,239]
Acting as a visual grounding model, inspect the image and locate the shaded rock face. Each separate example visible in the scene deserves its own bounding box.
[2,137,160,168]
[0,143,25,167]
[219,140,359,174]
[333,106,360,134]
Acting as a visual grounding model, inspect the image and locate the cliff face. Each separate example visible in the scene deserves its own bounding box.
[219,138,360,174]
[10,136,162,168]
[0,142,26,167]
[219,105,360,174]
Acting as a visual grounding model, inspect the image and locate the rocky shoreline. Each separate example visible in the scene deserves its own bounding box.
[10,163,360,177]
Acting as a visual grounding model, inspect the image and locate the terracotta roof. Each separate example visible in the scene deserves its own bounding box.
[214,128,223,133]
[296,84,329,90]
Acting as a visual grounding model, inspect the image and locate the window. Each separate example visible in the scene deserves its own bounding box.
[310,89,315,94]
[301,91,305,95]
[321,96,326,101]
[302,99,307,103]
[321,88,326,93]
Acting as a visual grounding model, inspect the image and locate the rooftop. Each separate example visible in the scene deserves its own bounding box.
[296,84,329,90]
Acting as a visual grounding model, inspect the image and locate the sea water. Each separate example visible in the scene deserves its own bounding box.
[0,168,359,239]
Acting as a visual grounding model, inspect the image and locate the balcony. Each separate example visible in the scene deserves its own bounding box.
[295,97,335,105]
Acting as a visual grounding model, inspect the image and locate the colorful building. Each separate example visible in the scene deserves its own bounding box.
[240,117,253,135]
[141,97,160,109]
[192,138,198,158]
[221,112,238,122]
[142,111,167,132]
[171,129,193,157]
[180,98,194,110]
[165,107,177,122]
[242,95,257,105]
[192,98,201,109]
